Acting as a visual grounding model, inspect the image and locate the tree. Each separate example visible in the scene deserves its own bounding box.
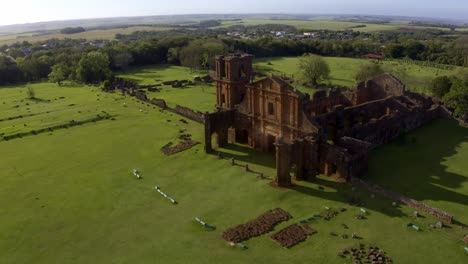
[355,62,384,82]
[26,86,36,99]
[404,41,425,60]
[429,76,452,98]
[443,79,468,117]
[112,52,133,71]
[48,64,69,85]
[384,43,405,58]
[297,53,330,85]
[179,39,225,70]
[0,55,22,84]
[60,27,86,34]
[7,48,24,59]
[76,52,112,83]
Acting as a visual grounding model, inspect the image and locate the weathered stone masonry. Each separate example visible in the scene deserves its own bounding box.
[204,54,450,187]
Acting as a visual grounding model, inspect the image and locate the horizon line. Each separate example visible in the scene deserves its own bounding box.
[0,12,466,28]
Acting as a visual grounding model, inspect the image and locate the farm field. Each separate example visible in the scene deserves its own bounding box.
[0,71,467,263]
[217,19,456,32]
[0,26,175,45]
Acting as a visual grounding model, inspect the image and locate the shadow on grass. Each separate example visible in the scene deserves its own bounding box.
[365,119,468,224]
[213,144,408,218]
[215,143,276,169]
[209,120,468,222]
[291,176,409,218]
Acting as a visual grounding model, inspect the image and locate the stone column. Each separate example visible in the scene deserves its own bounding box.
[294,139,305,181]
[275,137,291,187]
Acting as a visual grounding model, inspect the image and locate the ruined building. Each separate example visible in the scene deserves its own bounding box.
[204,54,450,187]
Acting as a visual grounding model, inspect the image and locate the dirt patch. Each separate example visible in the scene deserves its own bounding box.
[222,208,291,243]
[271,224,312,248]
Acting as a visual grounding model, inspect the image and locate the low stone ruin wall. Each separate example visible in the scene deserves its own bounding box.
[102,78,206,124]
[161,140,200,155]
[1,114,112,142]
[222,208,292,243]
[351,178,453,224]
[172,105,205,124]
[150,98,167,109]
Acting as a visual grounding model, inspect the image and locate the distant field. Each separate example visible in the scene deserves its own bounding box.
[217,19,457,32]
[0,26,175,45]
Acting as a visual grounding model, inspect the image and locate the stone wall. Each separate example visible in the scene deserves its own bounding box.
[150,98,167,109]
[351,178,453,224]
[173,105,205,124]
[342,106,443,146]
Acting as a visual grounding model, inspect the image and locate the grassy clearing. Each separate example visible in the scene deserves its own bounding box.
[0,83,466,264]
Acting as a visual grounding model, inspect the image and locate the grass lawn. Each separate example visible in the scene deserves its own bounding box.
[0,80,467,263]
[119,65,216,112]
[367,119,468,224]
[254,57,458,94]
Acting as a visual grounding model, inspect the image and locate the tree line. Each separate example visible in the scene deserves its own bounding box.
[0,31,467,86]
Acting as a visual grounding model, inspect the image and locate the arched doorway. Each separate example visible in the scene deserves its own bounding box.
[236,129,249,144]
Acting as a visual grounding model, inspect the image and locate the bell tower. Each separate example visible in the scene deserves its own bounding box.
[214,54,254,110]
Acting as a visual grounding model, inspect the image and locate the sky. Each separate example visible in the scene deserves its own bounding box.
[1,0,468,26]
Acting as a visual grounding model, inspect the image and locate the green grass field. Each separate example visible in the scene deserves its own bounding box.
[0,64,467,263]
[367,120,468,224]
[254,57,459,94]
[118,65,216,112]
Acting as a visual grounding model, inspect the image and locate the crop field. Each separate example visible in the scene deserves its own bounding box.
[0,62,467,264]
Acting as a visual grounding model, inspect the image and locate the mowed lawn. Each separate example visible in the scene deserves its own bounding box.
[0,83,467,264]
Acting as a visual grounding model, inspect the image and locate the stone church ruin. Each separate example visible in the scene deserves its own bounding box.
[204,54,451,187]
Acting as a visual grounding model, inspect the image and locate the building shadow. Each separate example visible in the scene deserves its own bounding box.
[364,119,468,223]
[215,143,276,169]
[209,120,467,222]
[290,177,409,218]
